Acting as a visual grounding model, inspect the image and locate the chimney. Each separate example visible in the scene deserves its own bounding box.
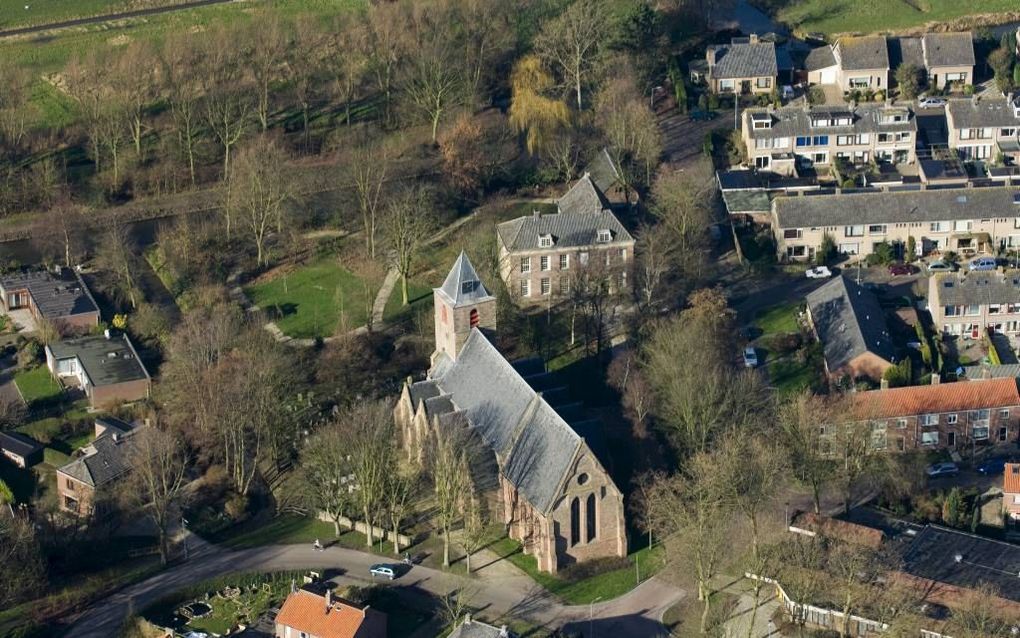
[707,47,717,66]
[325,588,332,612]
[880,378,889,390]
[464,613,472,625]
[104,328,111,340]
[983,368,991,379]
[532,209,540,219]
[290,578,296,594]
[931,373,941,385]
[749,33,759,44]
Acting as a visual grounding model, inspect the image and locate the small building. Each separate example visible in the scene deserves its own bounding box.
[705,34,779,94]
[55,422,147,514]
[806,276,895,382]
[831,35,890,92]
[45,333,150,410]
[583,148,628,204]
[448,615,512,638]
[0,268,99,334]
[0,431,43,469]
[946,95,1020,163]
[496,175,633,303]
[275,588,386,638]
[928,270,1020,342]
[1004,463,1020,520]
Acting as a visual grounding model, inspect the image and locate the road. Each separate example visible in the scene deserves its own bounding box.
[64,541,683,638]
[0,0,241,39]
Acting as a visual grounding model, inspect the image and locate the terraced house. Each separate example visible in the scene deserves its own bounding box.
[848,377,1020,452]
[772,186,1020,262]
[946,94,1020,162]
[742,104,916,173]
[928,269,1020,341]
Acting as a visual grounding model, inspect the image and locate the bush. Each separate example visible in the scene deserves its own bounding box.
[763,332,802,354]
[17,340,40,368]
[0,479,13,504]
[225,493,250,522]
[557,556,631,582]
[707,92,719,110]
[963,84,975,95]
[841,177,856,189]
[865,241,894,266]
[816,233,838,266]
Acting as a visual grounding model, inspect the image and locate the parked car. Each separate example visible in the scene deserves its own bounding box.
[369,564,396,580]
[888,262,918,276]
[927,260,957,272]
[918,97,946,108]
[968,256,997,271]
[690,109,717,121]
[743,346,758,368]
[976,457,1008,475]
[805,266,833,279]
[781,85,795,100]
[927,462,960,478]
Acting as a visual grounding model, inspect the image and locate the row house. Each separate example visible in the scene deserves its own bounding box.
[496,175,634,304]
[773,186,1020,262]
[946,95,1020,163]
[928,269,1020,341]
[805,32,974,92]
[742,104,916,173]
[845,377,1020,452]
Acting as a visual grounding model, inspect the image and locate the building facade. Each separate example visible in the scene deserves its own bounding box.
[806,276,895,382]
[395,254,627,573]
[772,186,1020,262]
[742,104,917,173]
[1005,463,1020,520]
[275,588,386,638]
[705,34,778,94]
[928,270,1020,341]
[496,175,634,304]
[0,268,100,334]
[45,333,151,409]
[945,95,1020,163]
[55,421,147,514]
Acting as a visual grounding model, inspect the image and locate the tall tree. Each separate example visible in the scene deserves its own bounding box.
[535,0,609,110]
[650,160,717,254]
[780,392,838,515]
[201,27,254,179]
[383,466,419,555]
[341,401,396,548]
[300,423,357,537]
[161,33,204,185]
[228,136,290,267]
[594,64,663,195]
[64,51,111,175]
[0,515,46,607]
[244,12,290,132]
[290,15,327,149]
[385,186,437,306]
[127,425,188,566]
[429,425,471,568]
[111,41,159,160]
[403,9,464,141]
[345,136,392,259]
[326,14,367,128]
[715,435,786,562]
[362,3,407,127]
[508,55,571,155]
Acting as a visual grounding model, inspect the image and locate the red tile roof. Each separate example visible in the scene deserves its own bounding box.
[793,512,885,548]
[1005,463,1020,494]
[275,589,384,638]
[852,378,1020,419]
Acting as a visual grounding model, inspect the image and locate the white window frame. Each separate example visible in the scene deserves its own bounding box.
[540,255,550,271]
[520,279,531,297]
[946,413,958,425]
[921,431,939,446]
[540,278,551,296]
[973,425,990,440]
[921,414,939,427]
[596,229,612,243]
[538,235,553,248]
[559,254,570,270]
[520,257,531,273]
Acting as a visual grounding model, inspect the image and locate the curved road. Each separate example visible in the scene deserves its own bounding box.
[65,542,683,637]
[0,0,241,39]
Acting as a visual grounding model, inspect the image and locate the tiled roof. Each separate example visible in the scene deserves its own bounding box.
[584,148,622,194]
[836,36,889,71]
[888,37,924,70]
[448,618,511,638]
[557,174,612,216]
[794,512,885,548]
[0,269,98,320]
[707,40,778,79]
[932,270,1020,306]
[744,104,915,141]
[946,97,1020,129]
[58,425,149,488]
[852,377,1020,419]
[922,32,975,68]
[275,589,384,638]
[806,276,894,373]
[774,186,1020,228]
[496,209,632,253]
[1005,463,1020,494]
[804,46,836,71]
[436,251,494,308]
[427,330,587,514]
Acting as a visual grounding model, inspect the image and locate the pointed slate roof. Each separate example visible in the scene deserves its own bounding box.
[436,251,494,308]
[58,425,149,488]
[428,330,587,514]
[806,276,894,374]
[584,148,623,194]
[557,174,612,216]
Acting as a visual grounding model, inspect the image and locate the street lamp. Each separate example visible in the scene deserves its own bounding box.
[589,596,603,637]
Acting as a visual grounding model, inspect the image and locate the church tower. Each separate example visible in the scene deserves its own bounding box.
[433,251,497,362]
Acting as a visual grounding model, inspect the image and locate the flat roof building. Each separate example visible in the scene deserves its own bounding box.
[45,333,150,409]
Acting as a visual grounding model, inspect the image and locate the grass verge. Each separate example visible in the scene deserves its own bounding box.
[753,301,800,335]
[774,0,1020,35]
[14,365,62,404]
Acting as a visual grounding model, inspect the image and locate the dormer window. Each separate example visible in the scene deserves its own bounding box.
[751,112,771,130]
[538,234,553,248]
[596,229,612,243]
[461,280,477,295]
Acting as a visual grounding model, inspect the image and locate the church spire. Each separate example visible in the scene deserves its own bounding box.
[432,250,496,363]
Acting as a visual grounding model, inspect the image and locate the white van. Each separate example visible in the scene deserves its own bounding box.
[968,256,997,271]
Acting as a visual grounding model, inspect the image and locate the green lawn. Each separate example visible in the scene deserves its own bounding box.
[753,301,800,335]
[773,0,1019,35]
[383,279,433,324]
[245,258,379,339]
[0,0,178,29]
[16,401,91,441]
[487,537,662,605]
[14,365,62,404]
[196,513,399,556]
[767,356,818,397]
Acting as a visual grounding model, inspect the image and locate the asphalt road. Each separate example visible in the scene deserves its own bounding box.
[64,542,683,638]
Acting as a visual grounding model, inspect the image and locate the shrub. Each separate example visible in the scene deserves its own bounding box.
[707,92,719,110]
[816,233,838,266]
[225,493,250,522]
[17,340,40,368]
[963,84,975,96]
[841,177,856,189]
[807,86,825,105]
[763,333,802,354]
[0,479,13,504]
[558,556,631,582]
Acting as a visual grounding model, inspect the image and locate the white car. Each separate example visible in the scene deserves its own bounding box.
[805,266,833,279]
[743,346,758,368]
[918,97,946,108]
[369,564,396,580]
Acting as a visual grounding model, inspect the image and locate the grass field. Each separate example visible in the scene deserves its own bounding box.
[245,257,378,339]
[753,301,800,335]
[773,0,1020,35]
[14,365,62,404]
[0,0,156,30]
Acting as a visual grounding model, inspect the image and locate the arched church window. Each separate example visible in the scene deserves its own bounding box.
[470,308,479,328]
[586,493,597,543]
[569,497,580,546]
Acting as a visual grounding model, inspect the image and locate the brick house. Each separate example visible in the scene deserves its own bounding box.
[0,431,43,469]
[45,332,151,409]
[395,254,627,573]
[806,276,895,382]
[1005,463,1020,520]
[275,588,386,638]
[56,420,147,514]
[849,377,1020,452]
[496,175,633,304]
[928,269,1020,343]
[772,186,1020,263]
[704,34,779,95]
[0,268,99,334]
[946,95,1020,163]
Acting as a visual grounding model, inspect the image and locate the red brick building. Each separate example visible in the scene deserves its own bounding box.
[1005,463,1020,521]
[275,588,386,638]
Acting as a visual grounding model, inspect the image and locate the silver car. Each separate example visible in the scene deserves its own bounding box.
[369,564,396,580]
[743,346,758,368]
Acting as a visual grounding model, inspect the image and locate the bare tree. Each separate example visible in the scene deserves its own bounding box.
[288,16,326,149]
[650,160,717,254]
[127,425,188,565]
[0,60,35,151]
[455,0,515,108]
[326,14,367,127]
[161,34,203,185]
[64,51,111,175]
[429,425,471,568]
[946,582,1016,638]
[0,515,46,607]
[94,219,141,309]
[715,435,786,561]
[244,12,290,132]
[780,392,839,515]
[362,3,407,127]
[830,414,888,516]
[300,425,357,537]
[385,186,437,306]
[826,542,889,638]
[594,65,663,196]
[110,41,159,159]
[568,252,618,356]
[634,222,675,310]
[345,137,392,259]
[383,466,419,555]
[403,12,464,141]
[534,0,609,110]
[201,27,254,179]
[228,136,290,267]
[460,491,489,574]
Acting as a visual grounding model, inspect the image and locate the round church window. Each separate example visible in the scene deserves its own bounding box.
[577,473,589,485]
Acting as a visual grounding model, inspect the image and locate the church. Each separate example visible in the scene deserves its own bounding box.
[394,251,627,573]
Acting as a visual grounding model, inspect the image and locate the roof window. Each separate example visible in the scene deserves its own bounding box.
[538,234,553,248]
[596,229,612,243]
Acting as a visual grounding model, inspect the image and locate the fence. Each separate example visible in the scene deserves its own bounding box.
[316,512,413,550]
